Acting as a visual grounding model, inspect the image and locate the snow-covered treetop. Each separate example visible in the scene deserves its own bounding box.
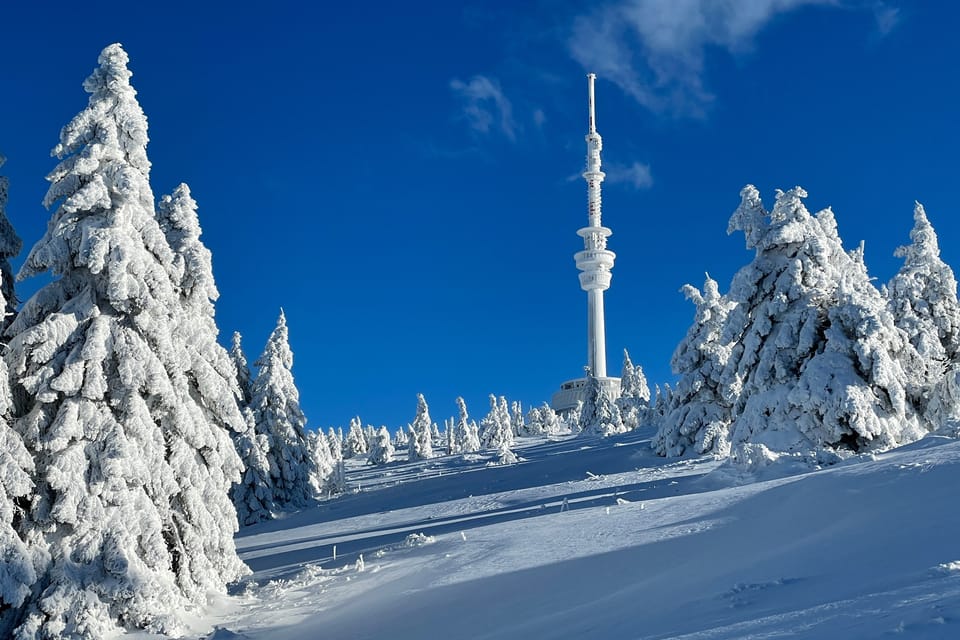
[158,183,218,309]
[231,330,253,402]
[257,309,293,372]
[20,43,172,308]
[895,203,940,267]
[55,43,149,174]
[0,154,23,259]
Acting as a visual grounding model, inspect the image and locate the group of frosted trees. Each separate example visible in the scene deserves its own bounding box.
[0,44,336,638]
[324,391,579,467]
[655,185,960,462]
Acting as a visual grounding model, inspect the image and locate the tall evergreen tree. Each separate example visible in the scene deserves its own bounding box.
[0,155,22,331]
[479,394,513,449]
[7,44,246,638]
[246,310,315,512]
[407,394,433,461]
[578,369,624,436]
[887,203,960,426]
[367,426,395,466]
[0,157,35,633]
[230,331,253,405]
[618,348,651,430]
[655,275,735,457]
[155,182,248,599]
[453,396,481,453]
[719,186,922,457]
[343,416,368,458]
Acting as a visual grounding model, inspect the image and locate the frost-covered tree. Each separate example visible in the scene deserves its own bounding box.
[510,400,525,436]
[407,394,433,461]
[887,203,960,426]
[524,405,545,436]
[479,394,513,450]
[393,426,408,449]
[230,331,253,405]
[155,182,249,600]
[327,427,343,462]
[367,426,395,466]
[343,416,368,459]
[706,186,923,458]
[0,154,34,632]
[578,370,624,436]
[246,310,315,512]
[6,45,246,638]
[618,349,651,430]
[527,402,561,435]
[231,408,276,526]
[0,155,22,332]
[453,396,481,453]
[307,429,341,496]
[498,396,513,436]
[444,417,457,455]
[654,275,735,457]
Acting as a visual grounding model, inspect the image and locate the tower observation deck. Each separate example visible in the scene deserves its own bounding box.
[551,74,621,413]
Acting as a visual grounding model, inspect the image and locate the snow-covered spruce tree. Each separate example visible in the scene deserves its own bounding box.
[510,400,525,436]
[718,185,924,459]
[407,394,434,461]
[231,407,276,526]
[0,162,35,633]
[343,416,367,459]
[230,331,253,405]
[307,429,340,495]
[367,426,395,466]
[480,394,513,450]
[393,426,408,449]
[155,182,249,597]
[618,348,651,430]
[886,203,960,426]
[524,405,545,436]
[497,396,513,436]
[654,275,735,457]
[7,44,246,638]
[578,370,624,436]
[247,310,316,512]
[327,427,343,461]
[444,417,456,455]
[0,155,22,332]
[453,396,481,453]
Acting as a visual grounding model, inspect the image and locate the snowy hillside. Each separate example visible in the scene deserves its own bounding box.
[149,428,960,639]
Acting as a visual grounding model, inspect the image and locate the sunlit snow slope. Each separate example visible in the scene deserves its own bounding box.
[193,428,960,639]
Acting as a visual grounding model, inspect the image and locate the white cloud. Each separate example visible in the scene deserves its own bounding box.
[565,161,654,190]
[568,0,836,117]
[605,162,654,190]
[533,108,547,129]
[450,75,517,141]
[872,2,901,36]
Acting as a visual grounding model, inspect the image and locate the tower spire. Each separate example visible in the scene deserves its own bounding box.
[575,73,616,378]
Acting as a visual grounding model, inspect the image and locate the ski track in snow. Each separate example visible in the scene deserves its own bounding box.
[124,429,960,639]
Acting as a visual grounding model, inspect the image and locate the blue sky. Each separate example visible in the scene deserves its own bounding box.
[1,1,957,430]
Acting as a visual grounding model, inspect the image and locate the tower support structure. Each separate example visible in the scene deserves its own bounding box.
[552,73,620,413]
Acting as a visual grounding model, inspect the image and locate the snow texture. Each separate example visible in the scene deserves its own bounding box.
[6,44,246,639]
[407,394,434,461]
[0,155,22,332]
[658,185,927,461]
[887,203,960,427]
[244,310,316,517]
